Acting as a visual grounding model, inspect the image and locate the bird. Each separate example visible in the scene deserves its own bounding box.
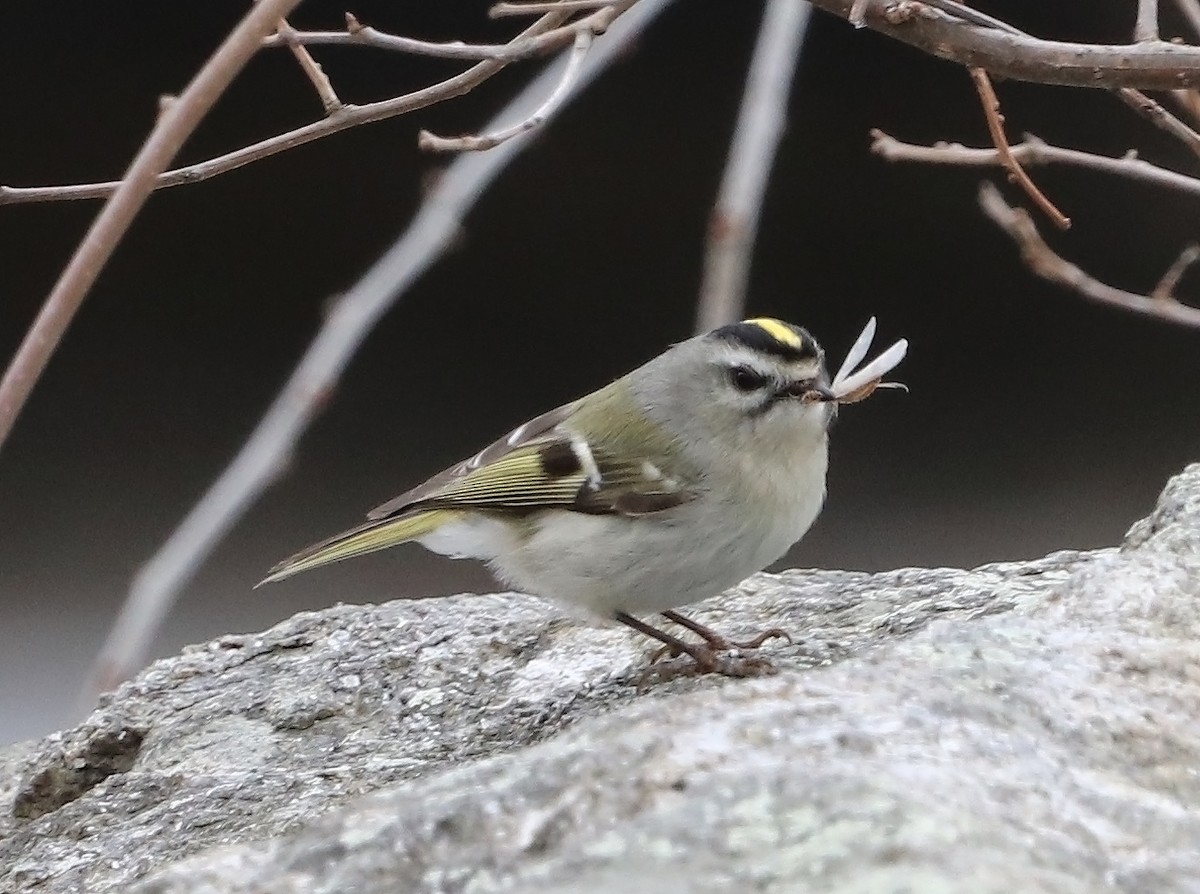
[259,317,905,674]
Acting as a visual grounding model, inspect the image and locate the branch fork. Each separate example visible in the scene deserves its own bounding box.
[979,183,1200,329]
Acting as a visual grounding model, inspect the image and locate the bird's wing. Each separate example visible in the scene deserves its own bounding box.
[367,396,695,521]
[258,388,698,586]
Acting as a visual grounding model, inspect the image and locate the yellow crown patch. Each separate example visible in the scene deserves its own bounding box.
[743,318,805,350]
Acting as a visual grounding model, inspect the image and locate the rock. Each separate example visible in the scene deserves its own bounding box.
[2,466,1199,894]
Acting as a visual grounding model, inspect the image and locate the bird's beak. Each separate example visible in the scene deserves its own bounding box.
[797,383,836,404]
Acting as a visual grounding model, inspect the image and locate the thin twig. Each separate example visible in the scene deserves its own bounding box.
[1151,244,1200,299]
[889,0,1200,160]
[275,19,343,113]
[1135,0,1160,43]
[1115,88,1200,160]
[870,129,1200,199]
[969,67,1071,230]
[83,0,676,703]
[0,12,579,206]
[9,0,1200,209]
[803,0,1200,89]
[1,8,622,206]
[419,29,594,152]
[694,0,810,332]
[261,6,622,62]
[978,182,1200,329]
[0,0,304,456]
[1174,0,1200,35]
[490,0,616,17]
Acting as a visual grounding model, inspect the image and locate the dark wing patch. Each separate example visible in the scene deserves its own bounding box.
[571,447,694,516]
[538,440,582,478]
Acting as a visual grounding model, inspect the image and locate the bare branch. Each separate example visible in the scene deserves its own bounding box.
[804,0,1200,89]
[1115,88,1200,160]
[11,0,1200,210]
[83,0,676,701]
[871,129,1200,199]
[694,0,809,333]
[419,29,594,152]
[979,182,1200,329]
[881,0,1200,160]
[275,18,343,113]
[0,0,304,455]
[969,67,1070,230]
[261,6,623,62]
[1135,0,1160,43]
[0,12,578,206]
[490,0,617,17]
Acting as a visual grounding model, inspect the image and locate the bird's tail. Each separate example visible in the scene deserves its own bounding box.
[256,509,456,586]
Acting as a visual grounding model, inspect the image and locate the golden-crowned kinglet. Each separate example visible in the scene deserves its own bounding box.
[261,317,906,674]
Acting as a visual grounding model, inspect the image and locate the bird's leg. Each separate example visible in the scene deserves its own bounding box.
[613,611,718,673]
[661,609,791,652]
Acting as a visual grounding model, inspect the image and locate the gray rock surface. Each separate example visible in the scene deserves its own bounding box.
[3,465,1199,893]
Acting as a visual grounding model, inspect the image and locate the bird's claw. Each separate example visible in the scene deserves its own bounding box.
[729,627,792,651]
[640,648,777,685]
[648,626,792,670]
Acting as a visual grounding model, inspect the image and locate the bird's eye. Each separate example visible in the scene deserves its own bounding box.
[729,365,769,392]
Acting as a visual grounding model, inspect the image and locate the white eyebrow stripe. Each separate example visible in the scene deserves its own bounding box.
[718,347,820,380]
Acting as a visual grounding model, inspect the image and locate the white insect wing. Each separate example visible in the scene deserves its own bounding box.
[832,315,876,387]
[831,317,909,399]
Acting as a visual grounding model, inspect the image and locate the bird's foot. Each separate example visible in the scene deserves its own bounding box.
[614,609,789,681]
[638,646,778,685]
[661,609,792,654]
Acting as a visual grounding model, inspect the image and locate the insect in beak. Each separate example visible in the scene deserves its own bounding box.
[800,385,838,404]
[827,317,909,405]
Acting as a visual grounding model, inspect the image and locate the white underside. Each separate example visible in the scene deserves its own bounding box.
[417,437,828,618]
[417,515,517,561]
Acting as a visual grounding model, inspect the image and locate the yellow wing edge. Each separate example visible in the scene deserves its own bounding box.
[256,509,459,586]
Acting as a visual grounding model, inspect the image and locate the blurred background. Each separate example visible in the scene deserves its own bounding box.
[1,1,1197,745]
